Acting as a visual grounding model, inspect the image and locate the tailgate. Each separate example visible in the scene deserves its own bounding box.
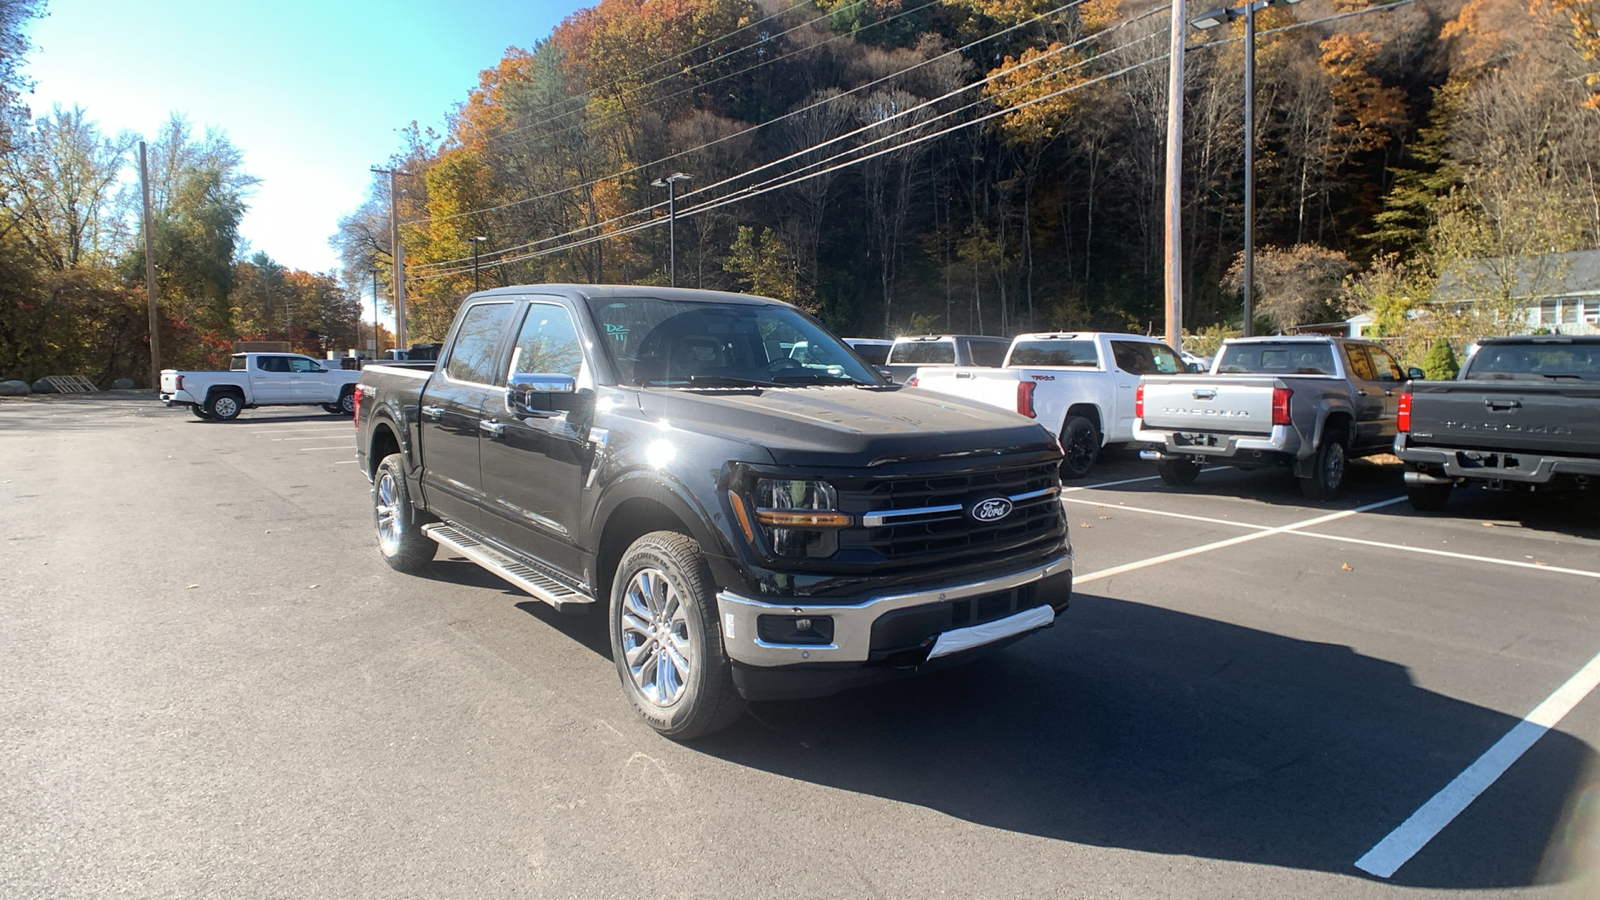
[912,367,1024,412]
[1139,375,1277,435]
[1408,381,1600,457]
[159,371,181,393]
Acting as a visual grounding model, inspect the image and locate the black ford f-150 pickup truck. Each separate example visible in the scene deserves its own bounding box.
[1395,334,1600,510]
[354,285,1073,738]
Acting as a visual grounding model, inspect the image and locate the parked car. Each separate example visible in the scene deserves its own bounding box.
[843,337,894,367]
[1395,335,1600,510]
[911,332,1185,479]
[160,353,361,420]
[881,334,1010,383]
[1134,336,1414,500]
[354,285,1074,739]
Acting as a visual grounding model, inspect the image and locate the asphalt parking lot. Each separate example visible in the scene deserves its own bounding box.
[3,396,1599,898]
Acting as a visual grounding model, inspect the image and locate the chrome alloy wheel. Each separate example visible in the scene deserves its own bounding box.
[375,470,403,555]
[213,395,239,418]
[619,567,693,707]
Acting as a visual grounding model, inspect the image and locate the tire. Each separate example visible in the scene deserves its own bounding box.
[1299,435,1348,501]
[1157,459,1200,486]
[338,387,355,416]
[204,391,243,421]
[322,403,343,414]
[190,404,213,420]
[609,531,745,740]
[372,454,436,573]
[1406,481,1453,512]
[1059,416,1101,481]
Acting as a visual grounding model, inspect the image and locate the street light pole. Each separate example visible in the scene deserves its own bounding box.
[471,235,488,293]
[1189,0,1301,338]
[651,172,691,287]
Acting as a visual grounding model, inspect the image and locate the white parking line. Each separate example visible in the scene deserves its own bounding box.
[334,460,358,465]
[1062,496,1271,532]
[1062,475,1160,493]
[1288,531,1600,581]
[298,445,352,451]
[1355,650,1600,878]
[247,427,347,435]
[1076,497,1406,585]
[273,435,352,441]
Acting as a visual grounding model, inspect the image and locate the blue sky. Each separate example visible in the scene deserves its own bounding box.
[21,0,591,275]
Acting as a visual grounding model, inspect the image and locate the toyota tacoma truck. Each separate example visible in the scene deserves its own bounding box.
[1134,336,1419,500]
[353,285,1073,739]
[911,332,1186,479]
[161,353,361,420]
[1395,335,1600,510]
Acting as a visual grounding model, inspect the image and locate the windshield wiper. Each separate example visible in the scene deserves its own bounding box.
[684,374,785,388]
[771,372,868,386]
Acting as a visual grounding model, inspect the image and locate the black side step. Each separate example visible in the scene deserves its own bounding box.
[423,524,595,612]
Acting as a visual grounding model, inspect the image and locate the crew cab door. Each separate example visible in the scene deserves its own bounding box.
[250,355,296,403]
[286,355,330,402]
[477,299,591,582]
[1364,344,1406,447]
[1340,342,1390,451]
[1108,339,1183,442]
[417,300,518,530]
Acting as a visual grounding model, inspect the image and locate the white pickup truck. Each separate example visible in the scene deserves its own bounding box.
[911,332,1186,478]
[160,353,361,420]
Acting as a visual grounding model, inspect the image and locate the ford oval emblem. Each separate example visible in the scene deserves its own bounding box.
[970,497,1013,522]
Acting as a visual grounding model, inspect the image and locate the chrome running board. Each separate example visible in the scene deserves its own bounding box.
[423,524,595,612]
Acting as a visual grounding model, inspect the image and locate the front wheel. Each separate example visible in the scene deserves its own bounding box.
[1299,437,1347,501]
[373,454,436,573]
[1157,459,1200,486]
[1059,416,1101,481]
[1406,481,1453,512]
[609,531,745,740]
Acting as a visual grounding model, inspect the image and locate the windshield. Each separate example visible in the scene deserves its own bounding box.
[585,295,883,387]
[1466,342,1600,381]
[1217,342,1337,376]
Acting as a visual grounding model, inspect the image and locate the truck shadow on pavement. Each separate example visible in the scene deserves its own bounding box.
[695,592,1598,889]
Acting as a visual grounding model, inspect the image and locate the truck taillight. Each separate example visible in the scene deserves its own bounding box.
[907,375,919,387]
[1135,384,1144,420]
[353,384,363,428]
[1017,381,1037,418]
[174,374,183,391]
[1271,387,1292,426]
[1397,391,1412,433]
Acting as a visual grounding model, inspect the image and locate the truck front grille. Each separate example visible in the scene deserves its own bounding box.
[836,461,1063,562]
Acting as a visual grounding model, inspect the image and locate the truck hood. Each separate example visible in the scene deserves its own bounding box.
[635,386,1054,466]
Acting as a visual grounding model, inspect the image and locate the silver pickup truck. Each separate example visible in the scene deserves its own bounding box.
[1134,336,1421,500]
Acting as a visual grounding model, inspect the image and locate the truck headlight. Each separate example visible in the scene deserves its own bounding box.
[752,478,849,558]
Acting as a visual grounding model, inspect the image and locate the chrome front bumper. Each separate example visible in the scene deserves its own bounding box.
[715,552,1072,667]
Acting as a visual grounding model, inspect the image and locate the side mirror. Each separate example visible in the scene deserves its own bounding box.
[1407,366,1425,380]
[508,373,579,417]
[877,366,895,381]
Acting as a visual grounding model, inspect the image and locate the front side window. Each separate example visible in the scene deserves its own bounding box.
[1111,340,1182,375]
[289,357,321,373]
[1369,346,1405,381]
[443,301,515,385]
[508,303,585,384]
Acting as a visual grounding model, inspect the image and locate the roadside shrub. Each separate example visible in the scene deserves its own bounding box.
[1422,338,1460,380]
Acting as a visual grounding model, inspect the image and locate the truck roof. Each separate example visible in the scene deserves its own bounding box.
[1012,332,1167,342]
[462,283,795,309]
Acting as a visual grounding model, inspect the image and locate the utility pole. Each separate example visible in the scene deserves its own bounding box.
[1163,0,1186,354]
[652,172,691,287]
[373,167,410,349]
[140,141,161,388]
[371,269,381,356]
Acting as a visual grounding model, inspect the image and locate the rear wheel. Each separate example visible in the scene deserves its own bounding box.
[1299,436,1347,501]
[373,454,436,572]
[204,391,242,421]
[609,531,745,740]
[1059,416,1101,481]
[1406,481,1453,512]
[338,387,355,415]
[322,403,343,414]
[1157,459,1200,486]
[190,404,212,420]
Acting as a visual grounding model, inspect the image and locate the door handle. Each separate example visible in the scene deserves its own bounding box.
[479,419,506,437]
[1356,389,1369,396]
[420,404,443,420]
[1383,390,1393,397]
[1485,398,1521,411]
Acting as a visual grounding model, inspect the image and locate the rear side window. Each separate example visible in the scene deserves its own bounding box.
[1111,340,1182,375]
[969,341,1008,367]
[257,356,290,373]
[443,301,515,385]
[1343,344,1377,381]
[889,340,955,365]
[1217,343,1336,375]
[850,343,891,366]
[1007,340,1098,367]
[230,356,246,371]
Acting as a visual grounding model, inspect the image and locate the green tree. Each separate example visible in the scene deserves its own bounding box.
[1421,337,1459,379]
